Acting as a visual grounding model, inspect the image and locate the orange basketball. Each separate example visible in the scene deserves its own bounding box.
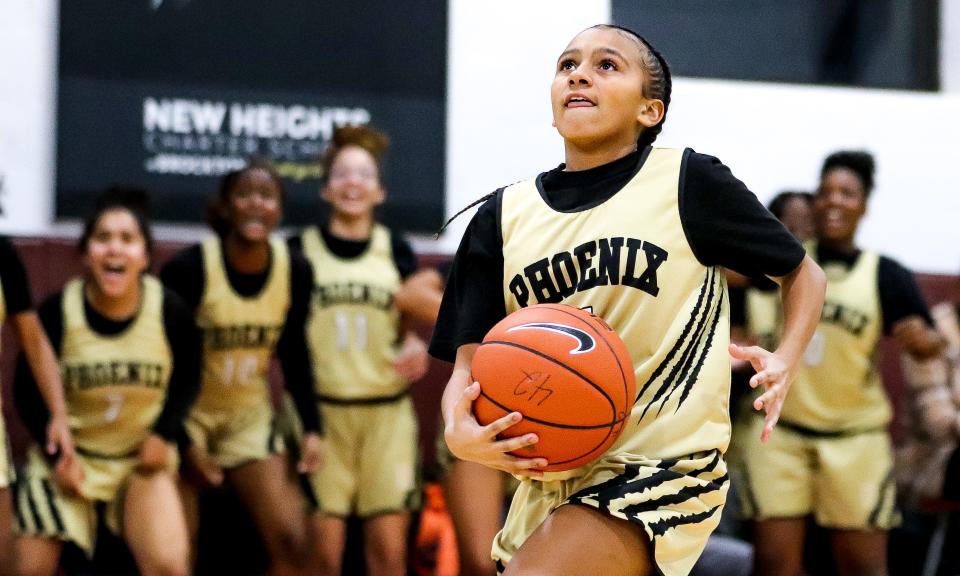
[471,304,635,472]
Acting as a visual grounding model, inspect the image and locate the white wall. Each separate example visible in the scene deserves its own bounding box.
[943,0,960,92]
[0,0,57,234]
[2,0,959,274]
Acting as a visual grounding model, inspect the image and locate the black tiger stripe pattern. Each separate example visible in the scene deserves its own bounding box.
[638,268,724,420]
[568,449,727,538]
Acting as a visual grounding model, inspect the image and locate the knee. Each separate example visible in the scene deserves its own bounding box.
[365,537,407,574]
[268,526,309,568]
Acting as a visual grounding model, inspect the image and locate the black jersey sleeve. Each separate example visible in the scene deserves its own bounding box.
[151,290,202,441]
[878,256,934,334]
[13,293,64,448]
[159,245,205,310]
[680,151,806,278]
[0,237,34,315]
[276,251,322,433]
[390,233,418,280]
[429,192,507,363]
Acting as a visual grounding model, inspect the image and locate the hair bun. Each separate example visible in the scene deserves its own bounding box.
[332,125,390,157]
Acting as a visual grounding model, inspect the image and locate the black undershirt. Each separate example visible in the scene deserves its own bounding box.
[430,147,806,362]
[287,224,418,280]
[729,246,934,334]
[159,242,321,433]
[14,284,202,447]
[0,236,34,316]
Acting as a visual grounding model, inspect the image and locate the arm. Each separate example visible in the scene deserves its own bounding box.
[394,268,444,325]
[730,254,826,442]
[140,292,203,472]
[277,254,324,472]
[10,311,73,458]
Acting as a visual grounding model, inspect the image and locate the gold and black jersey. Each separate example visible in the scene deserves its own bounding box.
[301,224,404,400]
[500,147,731,481]
[60,276,171,457]
[196,236,290,411]
[779,247,887,431]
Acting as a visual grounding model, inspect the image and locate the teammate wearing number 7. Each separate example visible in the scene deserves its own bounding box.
[12,188,199,576]
[161,159,323,576]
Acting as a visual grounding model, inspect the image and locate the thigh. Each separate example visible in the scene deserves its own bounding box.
[752,518,806,576]
[0,488,14,576]
[815,432,898,530]
[443,460,504,574]
[504,504,652,576]
[741,420,815,519]
[14,536,62,576]
[226,454,306,546]
[309,514,347,573]
[358,401,418,516]
[830,529,888,576]
[122,472,190,574]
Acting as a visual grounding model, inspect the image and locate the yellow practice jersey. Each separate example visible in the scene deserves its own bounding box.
[60,276,171,457]
[501,147,731,480]
[779,247,888,431]
[195,236,290,411]
[301,224,405,400]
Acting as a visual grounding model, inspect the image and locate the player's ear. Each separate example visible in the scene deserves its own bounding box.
[637,99,664,129]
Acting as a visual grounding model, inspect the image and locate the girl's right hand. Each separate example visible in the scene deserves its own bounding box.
[183,444,224,487]
[53,454,84,497]
[444,381,548,478]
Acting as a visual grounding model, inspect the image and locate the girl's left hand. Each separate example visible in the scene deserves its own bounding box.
[394,333,429,382]
[729,343,795,443]
[297,432,325,474]
[137,434,172,473]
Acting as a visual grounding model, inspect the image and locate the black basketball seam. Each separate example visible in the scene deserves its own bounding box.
[533,304,632,413]
[478,389,617,466]
[479,339,620,423]
[477,388,627,430]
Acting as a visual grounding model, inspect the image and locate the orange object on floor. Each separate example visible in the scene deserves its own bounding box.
[412,482,459,576]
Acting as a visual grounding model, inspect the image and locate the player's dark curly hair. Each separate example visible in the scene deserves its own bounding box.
[79,186,154,255]
[206,157,285,236]
[821,150,875,197]
[321,124,389,185]
[767,191,814,220]
[595,24,672,150]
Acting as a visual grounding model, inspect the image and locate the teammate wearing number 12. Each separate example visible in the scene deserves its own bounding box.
[161,159,323,576]
[13,188,198,575]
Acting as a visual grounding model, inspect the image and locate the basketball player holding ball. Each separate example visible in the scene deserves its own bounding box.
[429,24,827,576]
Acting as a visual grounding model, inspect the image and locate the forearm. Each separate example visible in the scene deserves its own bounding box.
[442,344,478,428]
[14,313,68,418]
[772,255,825,364]
[394,269,444,325]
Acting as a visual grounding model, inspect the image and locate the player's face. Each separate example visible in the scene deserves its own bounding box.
[84,208,148,299]
[814,168,867,243]
[551,28,650,151]
[323,145,385,220]
[780,197,815,242]
[226,168,282,243]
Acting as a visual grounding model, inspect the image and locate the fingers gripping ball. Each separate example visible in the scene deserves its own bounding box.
[471,304,636,472]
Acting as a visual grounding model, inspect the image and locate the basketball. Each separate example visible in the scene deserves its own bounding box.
[471,304,636,472]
